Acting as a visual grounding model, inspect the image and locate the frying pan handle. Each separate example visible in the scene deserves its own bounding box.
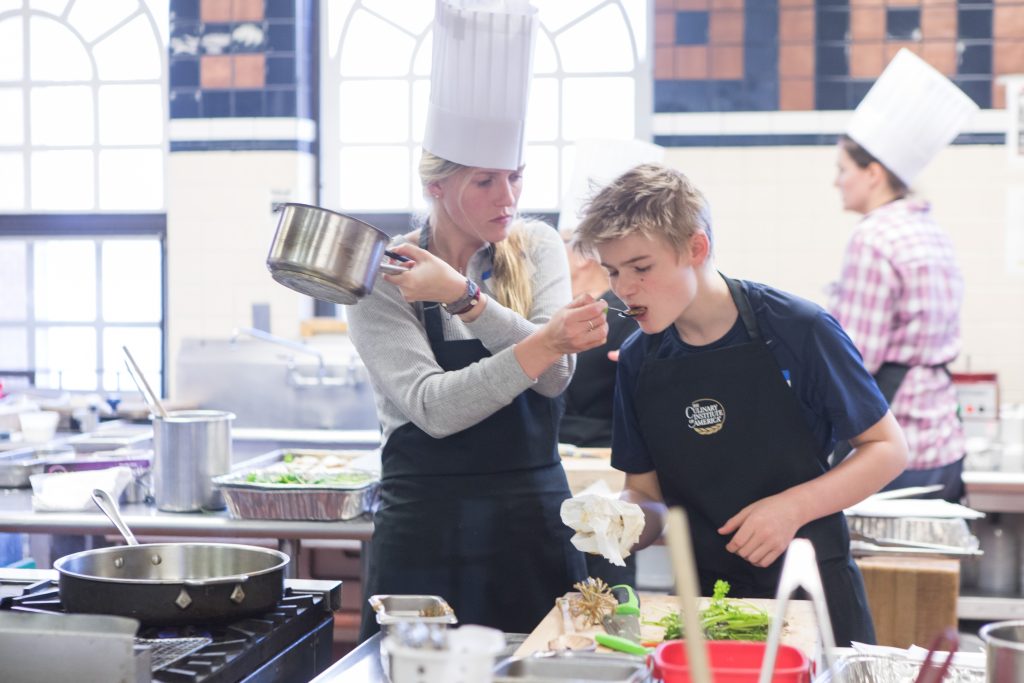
[181,574,251,587]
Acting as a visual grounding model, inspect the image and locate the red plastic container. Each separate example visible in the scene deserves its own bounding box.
[653,640,810,683]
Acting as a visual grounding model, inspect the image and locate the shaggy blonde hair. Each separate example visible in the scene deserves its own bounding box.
[419,150,534,317]
[572,163,713,259]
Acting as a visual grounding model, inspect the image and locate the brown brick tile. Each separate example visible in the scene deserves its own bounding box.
[850,42,886,78]
[780,78,815,110]
[921,6,956,40]
[656,11,677,45]
[995,6,1024,41]
[710,45,744,78]
[850,0,885,8]
[779,0,814,7]
[779,44,815,77]
[709,0,744,10]
[995,40,1024,75]
[201,0,232,23]
[655,46,676,78]
[851,7,886,40]
[920,40,957,75]
[676,45,710,78]
[992,81,1005,110]
[232,0,263,21]
[677,0,711,9]
[779,8,814,42]
[710,10,744,44]
[233,54,265,88]
[886,0,922,7]
[200,54,232,89]
[885,41,922,63]
[655,0,675,9]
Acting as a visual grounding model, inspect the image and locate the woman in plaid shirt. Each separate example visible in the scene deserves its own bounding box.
[830,134,966,502]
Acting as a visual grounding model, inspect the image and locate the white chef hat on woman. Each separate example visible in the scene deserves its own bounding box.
[423,0,538,171]
[846,49,978,186]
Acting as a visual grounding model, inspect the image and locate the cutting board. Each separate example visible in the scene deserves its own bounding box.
[515,592,819,658]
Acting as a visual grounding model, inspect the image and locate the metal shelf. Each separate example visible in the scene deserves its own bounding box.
[958,594,1024,621]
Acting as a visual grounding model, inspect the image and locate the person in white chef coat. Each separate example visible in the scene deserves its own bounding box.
[829,49,977,502]
[347,0,606,640]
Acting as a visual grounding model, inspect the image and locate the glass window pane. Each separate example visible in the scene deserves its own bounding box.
[562,78,634,141]
[0,153,25,210]
[33,240,96,322]
[0,328,29,369]
[0,88,24,144]
[338,146,410,210]
[622,0,648,59]
[519,145,559,211]
[66,0,137,44]
[99,84,163,145]
[29,15,91,81]
[533,31,557,74]
[102,327,161,393]
[93,13,162,80]
[338,81,410,143]
[538,0,604,32]
[31,85,94,145]
[411,78,429,144]
[31,150,95,210]
[556,4,635,73]
[0,16,24,81]
[339,9,416,77]
[141,0,169,44]
[35,326,97,391]
[101,240,162,322]
[525,78,559,141]
[98,149,164,210]
[413,33,432,76]
[363,0,433,34]
[0,241,28,321]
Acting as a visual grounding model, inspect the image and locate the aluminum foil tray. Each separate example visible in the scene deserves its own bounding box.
[847,516,980,553]
[493,652,651,682]
[213,471,379,521]
[816,654,985,682]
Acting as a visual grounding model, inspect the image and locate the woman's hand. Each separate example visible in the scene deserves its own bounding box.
[540,293,610,355]
[380,243,466,305]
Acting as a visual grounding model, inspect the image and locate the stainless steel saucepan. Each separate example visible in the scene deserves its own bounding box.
[267,203,409,305]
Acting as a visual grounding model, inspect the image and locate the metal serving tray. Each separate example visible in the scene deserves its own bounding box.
[0,445,75,488]
[846,516,981,557]
[369,595,458,626]
[815,653,985,682]
[492,652,651,682]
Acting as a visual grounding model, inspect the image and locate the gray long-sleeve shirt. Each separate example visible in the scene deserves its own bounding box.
[346,219,575,441]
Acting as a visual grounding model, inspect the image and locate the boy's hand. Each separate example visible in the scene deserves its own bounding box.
[717,493,805,568]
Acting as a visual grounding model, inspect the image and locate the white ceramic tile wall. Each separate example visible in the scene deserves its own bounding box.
[166,150,316,396]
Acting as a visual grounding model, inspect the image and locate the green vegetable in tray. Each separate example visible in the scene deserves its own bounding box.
[242,470,375,487]
[645,580,770,642]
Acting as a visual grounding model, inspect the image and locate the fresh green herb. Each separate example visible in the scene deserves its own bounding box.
[282,453,295,463]
[643,579,770,642]
[241,470,375,487]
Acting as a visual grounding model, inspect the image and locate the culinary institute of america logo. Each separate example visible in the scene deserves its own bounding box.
[685,398,725,435]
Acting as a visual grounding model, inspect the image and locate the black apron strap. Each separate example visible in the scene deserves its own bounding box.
[831,362,910,466]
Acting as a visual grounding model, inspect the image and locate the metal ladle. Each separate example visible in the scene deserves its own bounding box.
[122,345,168,419]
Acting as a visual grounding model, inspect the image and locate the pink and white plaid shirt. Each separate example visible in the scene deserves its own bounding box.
[829,198,965,470]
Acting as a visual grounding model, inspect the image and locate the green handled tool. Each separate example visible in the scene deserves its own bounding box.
[601,583,641,642]
[594,632,652,656]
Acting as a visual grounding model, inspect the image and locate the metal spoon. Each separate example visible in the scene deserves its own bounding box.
[91,487,139,546]
[606,305,646,319]
[122,345,168,419]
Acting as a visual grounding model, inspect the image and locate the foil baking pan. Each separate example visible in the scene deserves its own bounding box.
[370,594,458,625]
[0,450,49,488]
[846,516,981,556]
[816,654,984,683]
[213,471,379,521]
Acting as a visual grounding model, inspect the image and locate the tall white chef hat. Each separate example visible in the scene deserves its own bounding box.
[423,0,538,171]
[846,49,978,186]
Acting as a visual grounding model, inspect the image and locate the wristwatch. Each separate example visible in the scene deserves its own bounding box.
[441,278,481,315]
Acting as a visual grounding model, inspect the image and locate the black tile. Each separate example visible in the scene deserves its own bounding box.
[234,90,264,117]
[746,9,779,46]
[169,58,199,88]
[958,44,992,74]
[958,8,992,39]
[267,0,297,19]
[170,0,199,22]
[654,80,711,112]
[267,22,297,52]
[169,90,200,118]
[817,9,849,41]
[743,79,779,111]
[171,20,199,40]
[815,80,847,109]
[266,88,298,116]
[266,56,296,85]
[676,11,709,45]
[847,80,872,109]
[815,0,848,8]
[886,8,920,41]
[954,77,991,108]
[200,90,231,117]
[745,44,778,79]
[710,80,747,110]
[816,45,848,76]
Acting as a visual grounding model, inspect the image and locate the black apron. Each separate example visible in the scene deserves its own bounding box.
[633,276,874,646]
[358,229,585,640]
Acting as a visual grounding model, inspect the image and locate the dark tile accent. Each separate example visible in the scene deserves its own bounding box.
[266,0,297,19]
[817,8,849,41]
[953,77,991,108]
[170,0,199,21]
[171,140,315,152]
[296,84,313,119]
[816,45,848,76]
[815,80,848,109]
[957,8,992,40]
[267,22,297,52]
[233,89,264,116]
[746,9,779,46]
[654,80,711,112]
[266,55,296,85]
[745,44,777,79]
[847,80,872,108]
[886,8,920,40]
[200,90,231,117]
[169,58,200,88]
[169,90,200,118]
[266,88,298,117]
[816,0,847,9]
[202,22,232,35]
[170,20,199,40]
[676,11,710,45]
[958,43,992,74]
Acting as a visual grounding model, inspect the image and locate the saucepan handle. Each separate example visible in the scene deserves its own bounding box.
[380,249,412,275]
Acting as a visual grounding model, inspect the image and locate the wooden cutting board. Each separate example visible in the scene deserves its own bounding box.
[515,592,819,658]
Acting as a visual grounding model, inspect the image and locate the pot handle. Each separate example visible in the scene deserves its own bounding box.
[379,263,409,275]
[182,574,251,587]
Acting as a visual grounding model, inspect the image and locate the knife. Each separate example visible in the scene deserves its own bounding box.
[601,584,641,642]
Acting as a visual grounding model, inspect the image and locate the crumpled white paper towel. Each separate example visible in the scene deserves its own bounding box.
[560,482,644,567]
[30,466,133,512]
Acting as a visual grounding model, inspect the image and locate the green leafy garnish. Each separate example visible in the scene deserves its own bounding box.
[644,579,770,642]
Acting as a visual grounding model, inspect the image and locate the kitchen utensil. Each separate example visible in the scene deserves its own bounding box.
[267,203,410,305]
[849,529,971,553]
[601,584,642,642]
[121,346,167,419]
[606,305,645,319]
[153,409,234,511]
[980,619,1024,682]
[53,488,288,625]
[665,507,713,683]
[912,627,958,683]
[493,651,651,683]
[547,597,597,652]
[867,485,944,501]
[594,632,652,655]
[91,488,138,545]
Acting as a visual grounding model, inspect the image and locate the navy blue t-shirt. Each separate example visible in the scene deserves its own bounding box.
[611,279,889,474]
